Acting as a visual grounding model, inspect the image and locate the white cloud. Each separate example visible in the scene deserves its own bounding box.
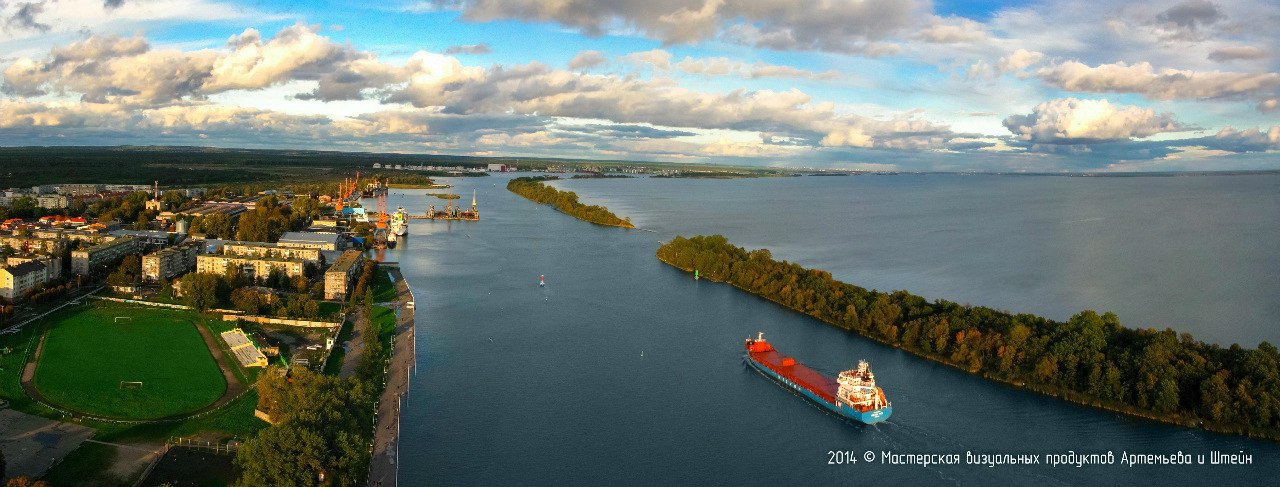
[1003,98,1182,143]
[996,49,1044,74]
[919,16,987,44]
[1036,60,1280,101]
[620,49,673,71]
[568,50,607,70]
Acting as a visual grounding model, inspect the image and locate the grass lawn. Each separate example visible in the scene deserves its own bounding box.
[33,303,227,420]
[371,266,397,303]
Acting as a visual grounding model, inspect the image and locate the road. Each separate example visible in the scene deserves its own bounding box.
[368,266,415,487]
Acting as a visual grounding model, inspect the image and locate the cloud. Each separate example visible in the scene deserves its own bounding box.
[620,49,672,71]
[1207,46,1267,62]
[1203,126,1280,152]
[918,16,987,44]
[996,49,1043,74]
[2,24,390,105]
[443,43,491,55]
[674,55,838,80]
[1152,0,1224,41]
[1003,98,1182,144]
[5,1,52,32]
[103,0,125,10]
[1259,99,1279,112]
[432,0,932,54]
[1036,60,1280,101]
[568,50,606,70]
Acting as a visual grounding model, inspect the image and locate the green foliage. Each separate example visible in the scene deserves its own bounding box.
[235,196,293,242]
[235,368,375,486]
[657,235,1280,438]
[506,176,634,228]
[181,272,225,311]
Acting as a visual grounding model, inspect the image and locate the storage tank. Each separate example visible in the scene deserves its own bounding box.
[175,218,190,235]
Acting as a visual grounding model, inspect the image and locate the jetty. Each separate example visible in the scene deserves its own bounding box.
[409,190,479,221]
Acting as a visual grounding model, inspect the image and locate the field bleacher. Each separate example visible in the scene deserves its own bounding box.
[219,329,268,368]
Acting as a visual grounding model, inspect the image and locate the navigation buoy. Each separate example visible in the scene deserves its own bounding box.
[695,269,700,280]
[539,275,545,287]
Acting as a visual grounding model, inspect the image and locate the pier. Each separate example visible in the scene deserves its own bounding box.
[408,190,480,221]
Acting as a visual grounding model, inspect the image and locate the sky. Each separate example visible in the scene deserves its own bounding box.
[0,0,1277,172]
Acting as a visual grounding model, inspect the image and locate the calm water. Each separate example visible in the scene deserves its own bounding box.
[386,173,1279,486]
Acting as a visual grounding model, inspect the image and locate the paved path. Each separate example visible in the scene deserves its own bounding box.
[339,308,367,380]
[368,267,415,487]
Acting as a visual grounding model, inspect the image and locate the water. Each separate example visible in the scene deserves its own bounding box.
[386,173,1279,486]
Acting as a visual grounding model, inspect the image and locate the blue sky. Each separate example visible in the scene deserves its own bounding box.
[0,0,1277,171]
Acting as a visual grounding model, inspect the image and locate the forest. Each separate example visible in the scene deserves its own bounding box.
[657,235,1280,440]
[506,177,634,228]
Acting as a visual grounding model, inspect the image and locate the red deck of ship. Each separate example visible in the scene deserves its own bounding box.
[749,347,840,404]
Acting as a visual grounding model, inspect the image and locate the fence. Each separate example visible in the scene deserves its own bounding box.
[224,314,341,329]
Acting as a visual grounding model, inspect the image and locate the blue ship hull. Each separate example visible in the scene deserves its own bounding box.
[747,356,892,425]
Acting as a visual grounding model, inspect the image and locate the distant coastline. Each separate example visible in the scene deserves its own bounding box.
[656,235,1280,442]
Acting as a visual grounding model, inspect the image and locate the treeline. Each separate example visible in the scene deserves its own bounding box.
[657,235,1280,440]
[506,177,634,228]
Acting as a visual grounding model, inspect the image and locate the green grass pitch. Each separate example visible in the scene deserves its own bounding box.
[33,303,227,420]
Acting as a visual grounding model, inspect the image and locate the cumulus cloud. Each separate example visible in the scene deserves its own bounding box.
[568,50,607,70]
[433,0,932,54]
[2,24,394,105]
[1036,60,1280,101]
[1206,126,1280,152]
[1003,98,1181,143]
[1259,99,1279,112]
[443,43,491,55]
[996,49,1044,74]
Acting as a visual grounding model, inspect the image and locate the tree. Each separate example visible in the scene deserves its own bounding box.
[230,287,263,315]
[4,478,50,487]
[234,423,331,487]
[181,272,223,311]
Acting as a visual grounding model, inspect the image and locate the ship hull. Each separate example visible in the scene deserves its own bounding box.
[746,353,891,424]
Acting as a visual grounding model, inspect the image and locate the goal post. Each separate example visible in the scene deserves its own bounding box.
[120,381,143,390]
[114,316,133,323]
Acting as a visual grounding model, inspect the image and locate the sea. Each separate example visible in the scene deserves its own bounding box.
[379,172,1280,486]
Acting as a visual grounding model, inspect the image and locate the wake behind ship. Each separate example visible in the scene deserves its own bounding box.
[745,332,891,424]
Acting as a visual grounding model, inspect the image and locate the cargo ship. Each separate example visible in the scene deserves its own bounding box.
[390,207,408,236]
[744,332,891,424]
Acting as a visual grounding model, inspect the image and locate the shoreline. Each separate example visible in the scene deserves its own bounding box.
[655,251,1278,442]
[368,265,416,486]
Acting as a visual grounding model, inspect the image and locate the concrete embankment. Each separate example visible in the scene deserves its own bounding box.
[368,266,416,486]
